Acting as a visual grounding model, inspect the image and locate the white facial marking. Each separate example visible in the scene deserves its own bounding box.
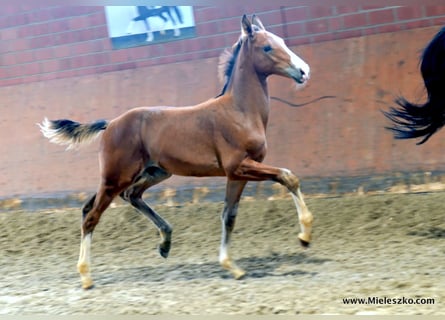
[270,32,310,81]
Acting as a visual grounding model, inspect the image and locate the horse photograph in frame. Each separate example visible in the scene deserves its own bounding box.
[105,6,196,49]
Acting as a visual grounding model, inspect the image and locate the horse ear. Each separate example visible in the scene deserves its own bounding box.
[252,14,265,30]
[241,14,254,37]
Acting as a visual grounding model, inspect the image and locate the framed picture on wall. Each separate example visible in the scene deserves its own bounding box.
[105,6,196,49]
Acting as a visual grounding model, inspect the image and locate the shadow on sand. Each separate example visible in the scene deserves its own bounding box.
[97,251,331,285]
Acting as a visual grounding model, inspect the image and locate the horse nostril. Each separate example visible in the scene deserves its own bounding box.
[300,67,310,81]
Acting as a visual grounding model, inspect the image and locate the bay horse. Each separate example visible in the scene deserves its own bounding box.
[39,15,312,289]
[384,26,445,144]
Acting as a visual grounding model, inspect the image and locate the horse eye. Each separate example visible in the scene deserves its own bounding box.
[263,45,273,53]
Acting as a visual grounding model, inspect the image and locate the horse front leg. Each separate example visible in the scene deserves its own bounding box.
[279,169,313,246]
[219,180,247,279]
[230,158,313,247]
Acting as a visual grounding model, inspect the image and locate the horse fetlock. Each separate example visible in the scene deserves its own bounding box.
[77,262,94,289]
[220,257,232,270]
[77,261,89,275]
[220,258,246,280]
[159,227,172,243]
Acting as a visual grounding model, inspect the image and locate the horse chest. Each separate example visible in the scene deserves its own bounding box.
[245,136,267,160]
[220,121,267,153]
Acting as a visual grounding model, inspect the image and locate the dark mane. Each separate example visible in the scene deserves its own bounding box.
[216,38,242,97]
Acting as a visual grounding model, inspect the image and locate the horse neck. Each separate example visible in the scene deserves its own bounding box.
[229,50,270,127]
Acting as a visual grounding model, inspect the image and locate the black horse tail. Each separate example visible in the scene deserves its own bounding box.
[384,26,445,145]
[38,118,108,150]
[384,97,445,145]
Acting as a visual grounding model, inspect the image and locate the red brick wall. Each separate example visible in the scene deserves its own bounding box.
[2,5,445,200]
[1,5,445,87]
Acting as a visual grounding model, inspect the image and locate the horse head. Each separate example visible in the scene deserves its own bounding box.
[240,14,310,85]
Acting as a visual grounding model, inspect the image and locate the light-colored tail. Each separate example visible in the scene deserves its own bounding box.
[38,118,108,150]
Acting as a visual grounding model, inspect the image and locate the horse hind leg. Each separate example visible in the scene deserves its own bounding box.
[219,180,247,279]
[121,165,173,258]
[76,193,96,288]
[77,185,123,289]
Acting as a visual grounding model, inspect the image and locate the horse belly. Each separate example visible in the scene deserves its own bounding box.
[159,152,225,177]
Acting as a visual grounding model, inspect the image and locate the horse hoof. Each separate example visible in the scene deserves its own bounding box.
[233,269,247,280]
[299,238,310,248]
[81,279,94,290]
[82,283,95,290]
[159,246,169,259]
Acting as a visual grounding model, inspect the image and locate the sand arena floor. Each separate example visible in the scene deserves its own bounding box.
[0,192,444,315]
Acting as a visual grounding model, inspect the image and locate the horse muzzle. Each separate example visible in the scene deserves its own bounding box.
[287,66,310,85]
